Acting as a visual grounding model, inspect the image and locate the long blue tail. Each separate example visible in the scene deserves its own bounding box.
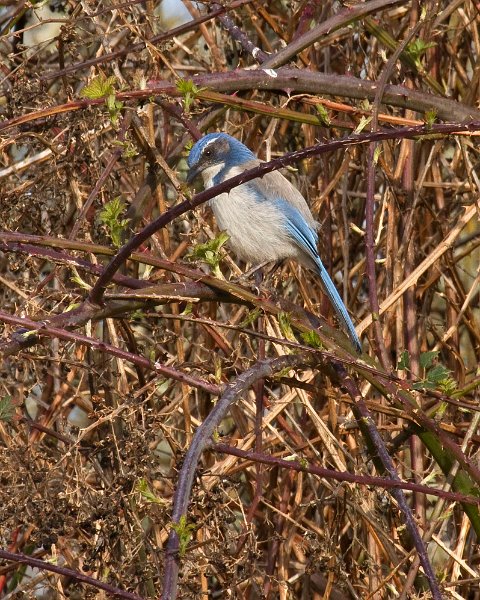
[315,258,362,353]
[279,204,362,352]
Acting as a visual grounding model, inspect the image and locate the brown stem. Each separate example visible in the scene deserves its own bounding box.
[0,550,144,600]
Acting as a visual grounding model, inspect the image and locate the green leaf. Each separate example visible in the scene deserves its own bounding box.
[65,302,81,312]
[19,329,39,339]
[412,356,457,395]
[278,312,295,342]
[155,380,170,395]
[136,478,166,505]
[406,39,436,65]
[272,367,294,381]
[424,108,437,128]
[301,329,323,348]
[438,377,458,396]
[176,79,206,114]
[187,232,230,277]
[0,396,14,422]
[431,401,448,421]
[359,99,371,111]
[427,363,451,384]
[413,380,436,390]
[70,267,92,290]
[80,75,118,99]
[106,94,124,126]
[397,350,410,371]
[171,515,196,557]
[99,197,130,248]
[353,116,372,134]
[113,139,138,158]
[181,303,193,316]
[214,356,222,384]
[420,351,438,370]
[239,307,262,328]
[80,75,123,125]
[315,104,331,126]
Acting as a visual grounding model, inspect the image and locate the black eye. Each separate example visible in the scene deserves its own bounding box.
[204,149,212,157]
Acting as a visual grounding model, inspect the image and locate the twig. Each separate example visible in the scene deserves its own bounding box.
[0,550,145,600]
[212,444,480,505]
[338,366,443,600]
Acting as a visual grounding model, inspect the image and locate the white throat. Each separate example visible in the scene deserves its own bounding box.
[201,162,225,188]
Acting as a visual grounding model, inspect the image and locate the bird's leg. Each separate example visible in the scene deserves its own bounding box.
[237,261,285,296]
[237,260,267,286]
[236,262,265,294]
[254,267,264,290]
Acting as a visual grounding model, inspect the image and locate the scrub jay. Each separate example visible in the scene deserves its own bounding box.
[187,133,361,352]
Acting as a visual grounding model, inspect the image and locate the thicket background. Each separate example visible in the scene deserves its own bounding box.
[1,0,480,598]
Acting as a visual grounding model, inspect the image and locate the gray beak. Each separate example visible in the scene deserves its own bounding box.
[186,165,200,184]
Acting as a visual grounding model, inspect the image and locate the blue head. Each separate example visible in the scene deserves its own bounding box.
[186,133,256,185]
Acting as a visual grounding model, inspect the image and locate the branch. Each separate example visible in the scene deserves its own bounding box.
[161,353,315,600]
[0,310,220,395]
[0,550,144,600]
[212,444,480,505]
[261,0,405,68]
[87,121,480,306]
[338,365,442,600]
[3,71,480,135]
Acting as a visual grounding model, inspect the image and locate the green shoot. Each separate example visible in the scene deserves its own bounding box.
[424,109,437,129]
[406,39,436,68]
[99,197,130,248]
[239,307,262,328]
[398,350,457,395]
[301,329,323,349]
[187,231,230,278]
[171,515,196,557]
[315,104,331,126]
[353,116,372,134]
[80,75,117,99]
[80,74,123,125]
[136,478,166,505]
[176,79,206,114]
[278,312,296,342]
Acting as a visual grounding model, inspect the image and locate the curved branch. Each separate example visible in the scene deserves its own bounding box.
[0,310,220,395]
[338,365,442,600]
[144,69,480,122]
[87,121,480,307]
[161,353,315,600]
[0,550,144,600]
[3,70,479,135]
[260,0,404,68]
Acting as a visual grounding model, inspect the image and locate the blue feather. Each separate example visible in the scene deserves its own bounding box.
[278,200,362,352]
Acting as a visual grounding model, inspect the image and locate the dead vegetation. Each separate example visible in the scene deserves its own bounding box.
[0,1,480,598]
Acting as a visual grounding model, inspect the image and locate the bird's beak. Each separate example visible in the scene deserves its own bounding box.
[186,165,200,184]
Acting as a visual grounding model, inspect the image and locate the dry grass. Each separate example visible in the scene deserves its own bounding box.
[0,1,480,598]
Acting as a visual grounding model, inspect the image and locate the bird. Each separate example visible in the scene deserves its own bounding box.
[154,0,203,31]
[186,133,362,353]
[21,1,68,56]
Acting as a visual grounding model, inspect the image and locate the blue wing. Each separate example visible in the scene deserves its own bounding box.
[277,200,362,352]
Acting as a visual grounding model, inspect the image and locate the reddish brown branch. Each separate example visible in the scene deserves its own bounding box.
[212,444,480,505]
[0,550,144,600]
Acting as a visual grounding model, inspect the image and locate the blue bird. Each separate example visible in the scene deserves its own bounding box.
[187,133,361,352]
